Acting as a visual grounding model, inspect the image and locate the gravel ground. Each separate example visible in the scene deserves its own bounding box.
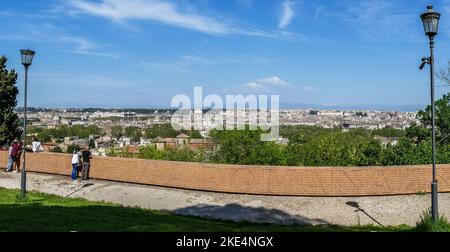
[1,171,449,226]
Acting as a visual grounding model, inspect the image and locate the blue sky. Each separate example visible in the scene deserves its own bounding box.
[1,0,450,110]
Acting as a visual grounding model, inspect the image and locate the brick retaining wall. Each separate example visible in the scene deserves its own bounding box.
[1,151,449,196]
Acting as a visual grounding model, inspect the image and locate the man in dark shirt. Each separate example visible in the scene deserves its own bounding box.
[11,141,22,173]
[81,146,92,181]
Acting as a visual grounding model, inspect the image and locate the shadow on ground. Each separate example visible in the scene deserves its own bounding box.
[0,186,410,232]
[174,203,329,226]
[0,203,336,232]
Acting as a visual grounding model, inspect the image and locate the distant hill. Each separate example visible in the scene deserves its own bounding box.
[16,103,425,113]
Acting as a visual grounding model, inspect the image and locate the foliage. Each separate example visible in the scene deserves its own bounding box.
[280,125,338,143]
[415,209,450,232]
[144,124,203,139]
[109,145,205,163]
[164,147,205,162]
[145,124,180,138]
[0,56,21,146]
[405,123,430,144]
[209,129,287,165]
[124,126,143,142]
[139,145,166,160]
[66,144,79,154]
[372,127,405,138]
[110,125,123,139]
[108,121,450,167]
[417,93,450,144]
[49,146,63,153]
[286,128,383,166]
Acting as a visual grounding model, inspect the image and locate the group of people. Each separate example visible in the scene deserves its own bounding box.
[71,146,92,182]
[4,138,93,183]
[5,137,46,173]
[5,140,23,173]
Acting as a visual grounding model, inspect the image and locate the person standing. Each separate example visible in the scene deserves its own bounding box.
[11,141,22,173]
[71,147,82,182]
[81,146,92,181]
[5,140,17,172]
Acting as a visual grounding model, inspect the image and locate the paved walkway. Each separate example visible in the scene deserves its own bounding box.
[1,171,449,226]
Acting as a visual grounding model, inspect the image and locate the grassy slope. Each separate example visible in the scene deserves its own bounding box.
[0,188,411,232]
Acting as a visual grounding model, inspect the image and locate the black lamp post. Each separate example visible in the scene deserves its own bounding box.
[420,5,440,223]
[19,49,35,199]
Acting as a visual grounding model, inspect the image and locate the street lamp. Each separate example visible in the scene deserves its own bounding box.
[19,49,35,199]
[420,5,440,223]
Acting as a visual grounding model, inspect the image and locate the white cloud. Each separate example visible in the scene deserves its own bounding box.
[244,76,289,89]
[0,19,120,58]
[260,76,289,86]
[343,0,419,41]
[139,54,277,74]
[138,55,217,73]
[58,36,115,58]
[245,82,264,89]
[69,0,229,35]
[67,0,298,39]
[243,76,319,94]
[279,0,295,29]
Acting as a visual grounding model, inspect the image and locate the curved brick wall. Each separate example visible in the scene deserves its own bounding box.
[1,151,449,196]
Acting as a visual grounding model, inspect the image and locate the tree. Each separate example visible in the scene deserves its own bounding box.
[209,129,286,165]
[417,93,450,144]
[110,126,123,139]
[66,144,78,154]
[405,123,430,144]
[145,124,178,138]
[144,123,203,139]
[372,127,405,138]
[0,56,21,146]
[125,126,143,142]
[50,146,63,153]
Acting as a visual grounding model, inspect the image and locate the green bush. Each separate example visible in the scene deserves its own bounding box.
[415,209,450,232]
[50,146,63,153]
[107,127,450,167]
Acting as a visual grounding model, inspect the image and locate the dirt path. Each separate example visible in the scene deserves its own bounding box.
[1,171,448,226]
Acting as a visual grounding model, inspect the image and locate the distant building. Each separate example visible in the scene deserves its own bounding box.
[71,121,86,126]
[153,136,166,151]
[176,133,190,146]
[140,137,153,146]
[148,134,212,151]
[118,137,131,148]
[189,139,213,149]
[123,112,137,120]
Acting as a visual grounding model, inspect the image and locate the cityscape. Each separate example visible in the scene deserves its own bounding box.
[1,0,450,245]
[20,107,419,156]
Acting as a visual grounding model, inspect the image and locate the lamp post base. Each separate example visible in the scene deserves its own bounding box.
[431,181,438,222]
[20,169,26,200]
